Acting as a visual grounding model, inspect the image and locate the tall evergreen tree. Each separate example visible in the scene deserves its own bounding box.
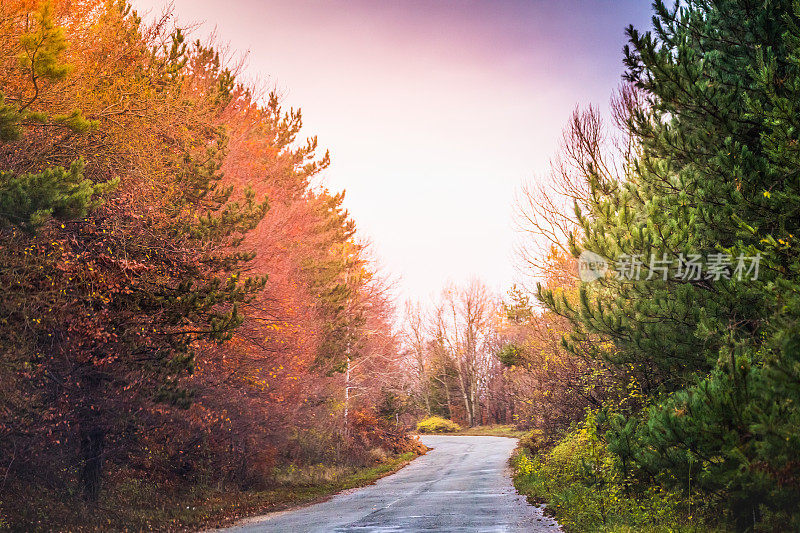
[302,190,366,374]
[538,0,800,528]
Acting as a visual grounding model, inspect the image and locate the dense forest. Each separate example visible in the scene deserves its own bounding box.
[2,0,800,532]
[0,1,421,529]
[503,1,800,531]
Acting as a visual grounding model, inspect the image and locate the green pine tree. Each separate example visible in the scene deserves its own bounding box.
[537,1,800,528]
[0,1,110,232]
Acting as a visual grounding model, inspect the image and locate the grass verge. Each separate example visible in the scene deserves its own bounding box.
[8,451,421,532]
[416,424,527,438]
[452,424,527,438]
[509,421,720,533]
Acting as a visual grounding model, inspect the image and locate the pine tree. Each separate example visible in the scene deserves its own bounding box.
[537,0,800,527]
[302,190,367,374]
[0,1,111,232]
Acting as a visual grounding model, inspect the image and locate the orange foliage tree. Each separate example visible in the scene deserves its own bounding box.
[0,0,407,516]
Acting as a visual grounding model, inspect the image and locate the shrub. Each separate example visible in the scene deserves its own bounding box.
[415,416,461,433]
[367,447,389,464]
[272,463,352,486]
[512,412,713,532]
[349,410,426,457]
[518,428,545,455]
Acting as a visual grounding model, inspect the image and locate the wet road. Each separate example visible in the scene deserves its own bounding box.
[221,435,561,533]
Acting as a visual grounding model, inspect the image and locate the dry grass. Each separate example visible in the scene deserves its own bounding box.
[7,452,422,532]
[454,425,527,438]
[415,424,526,438]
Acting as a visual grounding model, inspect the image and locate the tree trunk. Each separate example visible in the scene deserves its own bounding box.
[461,383,474,427]
[438,372,453,419]
[343,358,351,437]
[455,365,474,427]
[471,384,481,426]
[79,423,105,502]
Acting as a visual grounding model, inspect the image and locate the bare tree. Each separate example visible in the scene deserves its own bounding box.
[404,301,432,415]
[431,280,497,427]
[513,83,645,288]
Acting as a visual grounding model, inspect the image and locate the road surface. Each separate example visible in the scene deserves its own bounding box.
[221,435,561,533]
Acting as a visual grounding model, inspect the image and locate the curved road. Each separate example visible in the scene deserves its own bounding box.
[222,435,561,533]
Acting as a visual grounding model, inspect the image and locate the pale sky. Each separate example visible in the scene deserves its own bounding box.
[132,0,652,304]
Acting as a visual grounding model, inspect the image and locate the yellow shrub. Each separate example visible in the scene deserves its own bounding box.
[415,416,461,433]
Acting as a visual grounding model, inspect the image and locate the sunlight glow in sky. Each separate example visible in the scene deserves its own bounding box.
[132,0,652,305]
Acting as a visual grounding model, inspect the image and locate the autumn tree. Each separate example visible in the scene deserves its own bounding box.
[0,1,419,526]
[404,302,433,415]
[496,255,618,436]
[0,1,269,501]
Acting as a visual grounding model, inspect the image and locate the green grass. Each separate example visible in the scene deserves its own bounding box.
[8,452,421,532]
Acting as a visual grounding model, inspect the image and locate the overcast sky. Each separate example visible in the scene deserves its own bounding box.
[132,0,653,305]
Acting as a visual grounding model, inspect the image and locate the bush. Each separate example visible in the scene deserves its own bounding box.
[518,428,545,455]
[415,416,461,433]
[367,447,389,464]
[349,410,426,458]
[512,412,714,532]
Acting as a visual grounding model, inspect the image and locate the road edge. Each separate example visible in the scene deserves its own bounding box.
[206,450,427,532]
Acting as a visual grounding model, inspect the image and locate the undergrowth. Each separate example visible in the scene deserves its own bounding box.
[511,413,721,533]
[6,452,419,532]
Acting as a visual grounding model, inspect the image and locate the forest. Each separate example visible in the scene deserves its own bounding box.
[0,1,421,529]
[503,1,800,531]
[1,0,799,532]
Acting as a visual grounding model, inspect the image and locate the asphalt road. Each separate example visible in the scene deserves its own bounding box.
[221,435,562,533]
